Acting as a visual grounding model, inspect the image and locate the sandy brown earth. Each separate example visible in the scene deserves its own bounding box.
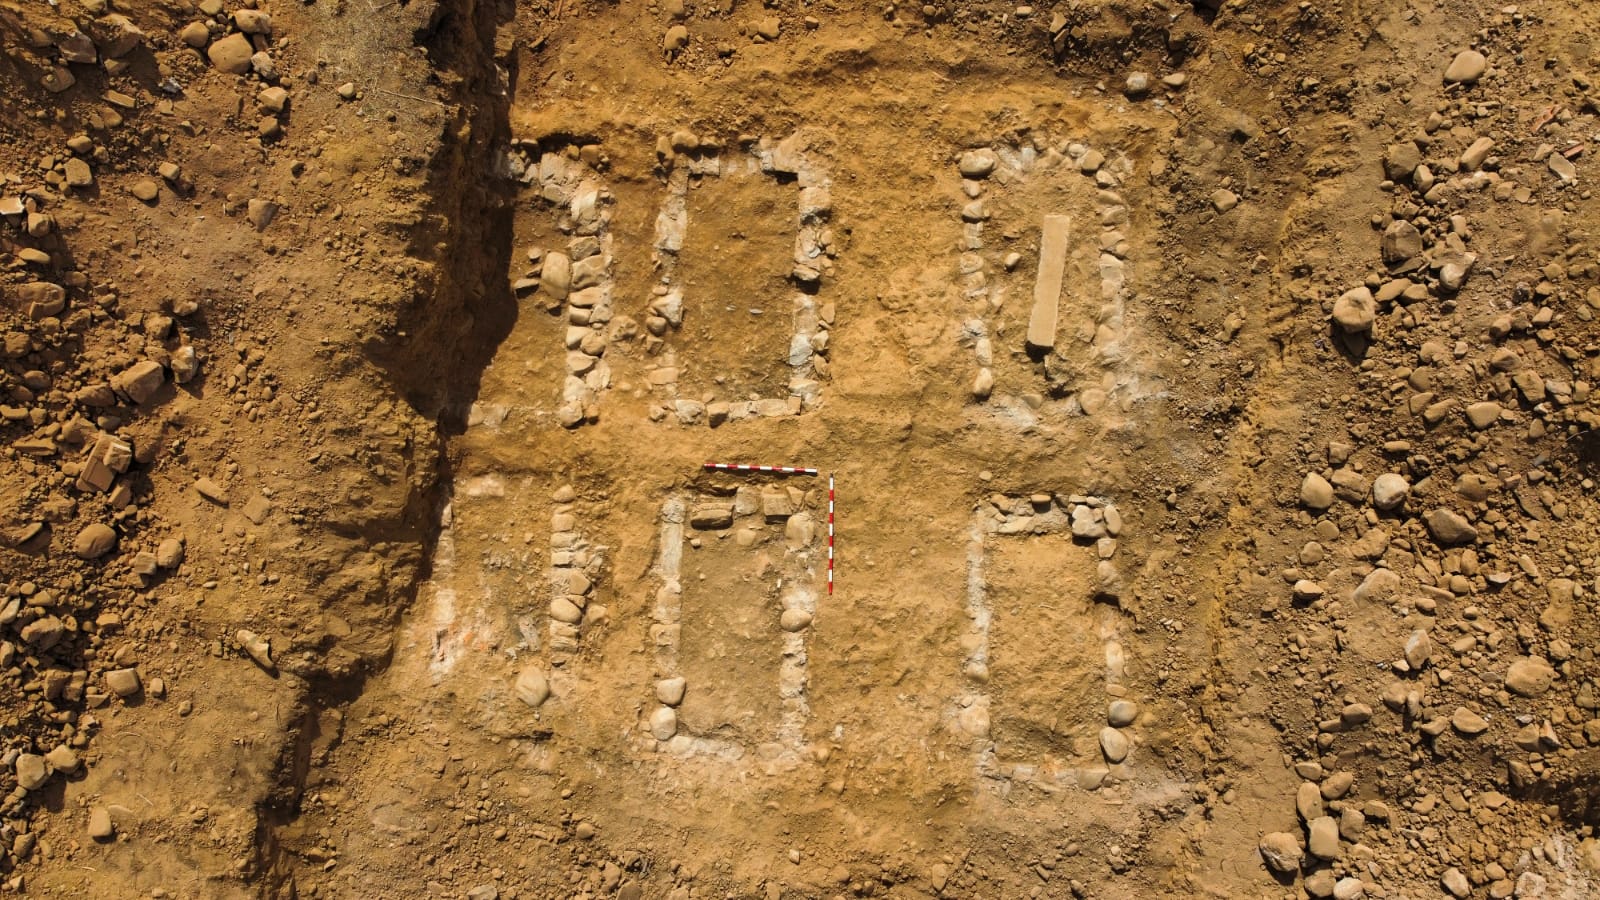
[6,0,1600,897]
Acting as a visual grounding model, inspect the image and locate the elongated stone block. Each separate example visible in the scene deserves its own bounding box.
[1028,215,1071,350]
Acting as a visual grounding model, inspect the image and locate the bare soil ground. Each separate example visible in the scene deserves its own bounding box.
[6,0,1600,897]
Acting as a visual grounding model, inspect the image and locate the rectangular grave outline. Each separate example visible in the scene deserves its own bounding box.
[955,491,1135,793]
[647,489,823,763]
[643,134,835,427]
[954,140,1144,423]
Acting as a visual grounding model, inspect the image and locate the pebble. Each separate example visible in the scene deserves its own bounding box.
[1257,832,1302,874]
[1321,770,1354,799]
[655,677,686,706]
[1442,867,1471,897]
[65,158,93,188]
[130,179,159,202]
[246,198,279,230]
[1425,508,1476,545]
[1107,699,1138,726]
[958,149,997,179]
[74,523,117,559]
[14,755,47,791]
[1404,629,1432,669]
[779,608,813,632]
[1300,472,1334,510]
[1504,657,1555,697]
[44,745,78,774]
[1451,706,1489,735]
[514,667,550,707]
[1383,141,1422,181]
[235,629,275,671]
[1465,400,1501,429]
[1123,71,1150,98]
[1306,870,1337,898]
[1549,153,1578,185]
[1371,473,1409,510]
[663,25,689,52]
[1332,877,1365,900]
[1297,781,1324,821]
[1443,50,1487,85]
[87,807,113,840]
[1332,286,1376,333]
[755,16,781,39]
[1210,188,1239,213]
[1308,815,1340,859]
[1098,726,1129,763]
[206,33,253,75]
[179,21,211,48]
[649,706,677,741]
[105,668,141,697]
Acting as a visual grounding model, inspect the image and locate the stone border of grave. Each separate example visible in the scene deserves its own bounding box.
[504,140,619,429]
[644,484,822,762]
[643,133,836,426]
[954,140,1138,418]
[954,491,1141,794]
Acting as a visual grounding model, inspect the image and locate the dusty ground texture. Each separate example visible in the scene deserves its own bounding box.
[6,0,1600,897]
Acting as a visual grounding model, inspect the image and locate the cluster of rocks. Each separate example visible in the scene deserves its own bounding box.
[545,484,606,667]
[660,0,812,59]
[956,492,1136,791]
[953,138,1138,416]
[506,142,617,428]
[181,0,281,85]
[644,131,835,425]
[1256,46,1600,899]
[17,6,146,96]
[647,484,820,758]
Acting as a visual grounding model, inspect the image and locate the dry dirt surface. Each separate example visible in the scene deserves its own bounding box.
[8,0,1600,897]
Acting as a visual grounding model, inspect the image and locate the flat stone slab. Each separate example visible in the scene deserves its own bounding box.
[1028,215,1071,350]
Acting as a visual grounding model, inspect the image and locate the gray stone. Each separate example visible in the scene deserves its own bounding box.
[1372,473,1409,510]
[1108,700,1138,727]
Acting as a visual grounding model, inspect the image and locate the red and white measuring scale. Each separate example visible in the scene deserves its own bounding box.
[702,462,833,594]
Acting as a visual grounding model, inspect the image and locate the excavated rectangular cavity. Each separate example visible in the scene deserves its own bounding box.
[983,534,1101,764]
[674,174,800,399]
[676,543,786,744]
